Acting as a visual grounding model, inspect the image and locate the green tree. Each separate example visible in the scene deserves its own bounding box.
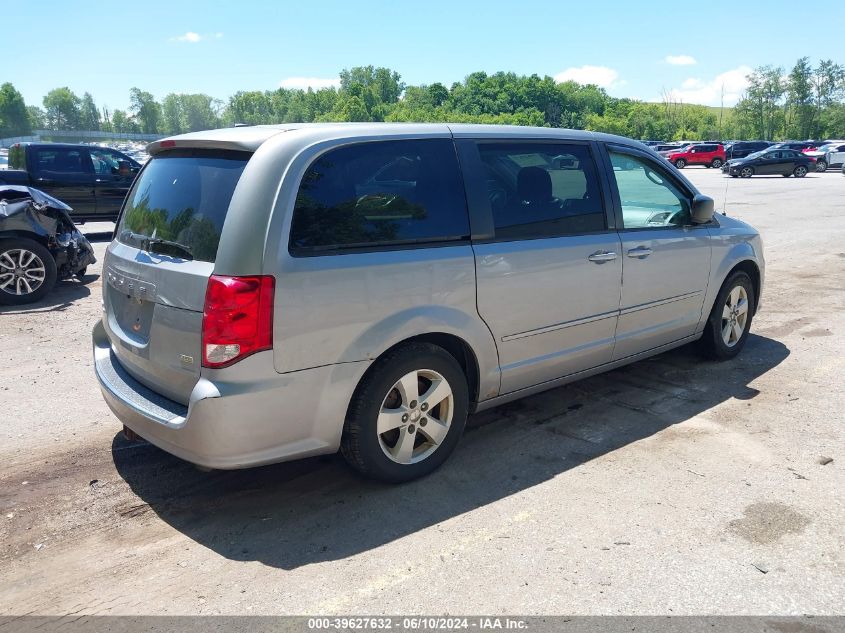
[180,94,220,131]
[129,88,162,134]
[43,87,82,130]
[161,93,185,134]
[811,60,845,138]
[785,57,814,139]
[0,82,31,136]
[26,106,46,131]
[111,109,138,134]
[79,92,101,130]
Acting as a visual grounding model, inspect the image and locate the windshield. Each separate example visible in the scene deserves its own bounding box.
[116,150,250,262]
[745,150,768,160]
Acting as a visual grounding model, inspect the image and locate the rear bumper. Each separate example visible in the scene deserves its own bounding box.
[92,320,368,469]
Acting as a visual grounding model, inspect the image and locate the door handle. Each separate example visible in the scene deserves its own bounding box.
[627,246,653,258]
[587,251,617,263]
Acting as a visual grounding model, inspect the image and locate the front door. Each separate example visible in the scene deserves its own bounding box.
[89,147,139,218]
[467,140,622,394]
[605,147,712,360]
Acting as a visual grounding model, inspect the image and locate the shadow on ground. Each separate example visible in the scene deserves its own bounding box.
[113,334,789,570]
[0,276,96,314]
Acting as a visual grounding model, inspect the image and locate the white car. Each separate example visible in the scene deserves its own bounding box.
[805,142,845,172]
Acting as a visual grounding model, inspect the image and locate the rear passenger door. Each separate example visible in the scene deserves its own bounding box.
[603,146,711,359]
[460,139,622,394]
[29,147,96,216]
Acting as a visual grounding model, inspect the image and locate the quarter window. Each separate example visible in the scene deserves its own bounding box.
[476,142,605,239]
[608,151,691,229]
[289,139,469,254]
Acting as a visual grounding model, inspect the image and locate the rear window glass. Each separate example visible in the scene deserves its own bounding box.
[289,139,470,255]
[116,149,250,262]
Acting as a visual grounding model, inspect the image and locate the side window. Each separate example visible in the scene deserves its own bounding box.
[289,139,469,254]
[34,149,88,175]
[476,142,605,240]
[90,148,128,175]
[608,151,691,229]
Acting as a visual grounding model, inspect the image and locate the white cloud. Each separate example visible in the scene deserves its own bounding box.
[665,55,697,66]
[554,65,621,89]
[170,31,223,43]
[279,77,341,90]
[663,66,752,106]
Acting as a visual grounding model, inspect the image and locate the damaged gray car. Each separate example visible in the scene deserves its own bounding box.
[0,186,96,305]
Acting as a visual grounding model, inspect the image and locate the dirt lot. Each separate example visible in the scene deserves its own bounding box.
[1,169,843,615]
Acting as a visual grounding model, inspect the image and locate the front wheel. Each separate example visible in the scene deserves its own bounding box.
[0,238,57,306]
[711,158,723,168]
[341,342,469,482]
[674,159,686,169]
[815,159,827,172]
[740,167,754,178]
[699,271,754,360]
[793,165,808,178]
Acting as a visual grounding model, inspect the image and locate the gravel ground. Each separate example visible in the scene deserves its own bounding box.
[0,169,843,615]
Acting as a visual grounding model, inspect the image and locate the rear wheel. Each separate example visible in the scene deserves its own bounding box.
[699,271,754,360]
[814,160,827,172]
[793,165,808,178]
[711,158,723,168]
[0,238,57,306]
[674,158,686,169]
[740,166,754,178]
[341,342,469,483]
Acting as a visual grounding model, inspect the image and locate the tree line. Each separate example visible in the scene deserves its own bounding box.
[2,58,843,141]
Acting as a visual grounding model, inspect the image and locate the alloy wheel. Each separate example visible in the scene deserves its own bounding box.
[0,249,47,296]
[377,369,454,464]
[721,286,749,347]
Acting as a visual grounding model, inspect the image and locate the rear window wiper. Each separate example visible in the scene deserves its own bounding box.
[144,238,194,260]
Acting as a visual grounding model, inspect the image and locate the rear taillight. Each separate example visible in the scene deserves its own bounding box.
[202,275,275,368]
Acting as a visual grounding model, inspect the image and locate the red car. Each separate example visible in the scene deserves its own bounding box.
[666,143,726,169]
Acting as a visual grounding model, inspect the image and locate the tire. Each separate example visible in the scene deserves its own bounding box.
[0,238,57,306]
[815,159,827,172]
[341,342,469,483]
[75,267,88,280]
[730,174,738,178]
[699,271,755,361]
[674,159,686,169]
[740,166,754,178]
[793,165,808,178]
[711,158,723,168]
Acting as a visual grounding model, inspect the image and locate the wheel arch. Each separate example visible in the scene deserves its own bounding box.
[727,259,761,314]
[349,331,484,413]
[0,230,51,248]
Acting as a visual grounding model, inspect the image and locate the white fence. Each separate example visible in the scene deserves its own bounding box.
[1,130,164,148]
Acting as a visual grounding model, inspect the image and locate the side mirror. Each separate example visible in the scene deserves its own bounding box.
[691,194,714,224]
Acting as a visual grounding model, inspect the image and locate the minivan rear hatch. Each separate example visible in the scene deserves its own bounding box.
[102,149,250,404]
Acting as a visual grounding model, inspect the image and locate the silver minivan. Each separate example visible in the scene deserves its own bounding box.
[93,123,764,482]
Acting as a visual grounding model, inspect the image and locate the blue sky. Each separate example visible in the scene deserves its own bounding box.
[6,1,842,112]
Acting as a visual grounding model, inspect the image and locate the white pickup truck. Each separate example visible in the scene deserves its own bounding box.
[805,142,845,172]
